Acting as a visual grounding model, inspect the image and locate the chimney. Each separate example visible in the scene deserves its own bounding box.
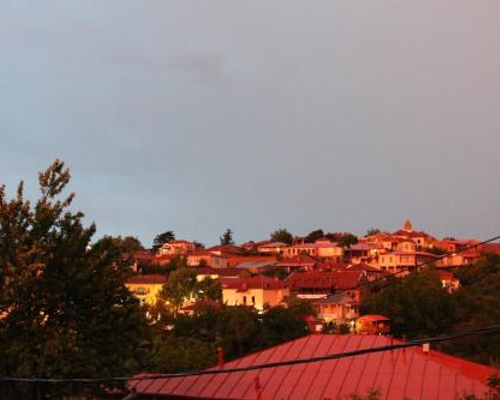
[422,342,430,354]
[217,346,225,368]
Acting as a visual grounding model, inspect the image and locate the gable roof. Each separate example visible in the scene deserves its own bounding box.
[130,334,496,399]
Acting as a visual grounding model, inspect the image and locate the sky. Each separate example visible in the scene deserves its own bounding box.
[1,1,500,247]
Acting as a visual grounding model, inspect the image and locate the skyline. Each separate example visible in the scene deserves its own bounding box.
[2,1,500,246]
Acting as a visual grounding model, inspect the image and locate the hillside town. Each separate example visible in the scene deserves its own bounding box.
[126,219,489,326]
[120,220,500,399]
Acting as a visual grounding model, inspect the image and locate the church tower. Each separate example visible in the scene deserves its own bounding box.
[403,219,413,232]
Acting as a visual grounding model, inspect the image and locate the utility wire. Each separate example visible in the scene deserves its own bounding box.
[0,324,498,384]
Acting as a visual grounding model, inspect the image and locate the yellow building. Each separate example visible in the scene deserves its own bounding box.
[125,274,167,305]
[220,276,289,311]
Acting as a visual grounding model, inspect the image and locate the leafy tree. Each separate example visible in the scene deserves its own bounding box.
[0,160,150,398]
[260,306,308,347]
[305,229,324,243]
[151,230,175,252]
[220,228,234,245]
[366,228,381,237]
[361,269,456,338]
[216,306,260,359]
[442,256,500,365]
[270,228,294,245]
[149,336,216,373]
[121,236,144,253]
[160,268,198,314]
[262,266,290,280]
[325,232,359,247]
[194,277,222,301]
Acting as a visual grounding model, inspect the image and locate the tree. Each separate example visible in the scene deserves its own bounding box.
[220,228,234,245]
[0,160,150,398]
[151,230,175,252]
[260,306,308,347]
[194,277,222,301]
[160,268,198,314]
[365,228,381,237]
[361,269,456,338]
[270,228,294,245]
[305,229,324,243]
[149,336,216,373]
[326,232,358,247]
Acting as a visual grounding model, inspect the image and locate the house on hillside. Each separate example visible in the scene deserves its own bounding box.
[285,271,363,300]
[125,274,166,305]
[378,251,438,275]
[186,250,228,268]
[311,292,360,325]
[220,276,289,311]
[283,240,344,262]
[158,240,195,256]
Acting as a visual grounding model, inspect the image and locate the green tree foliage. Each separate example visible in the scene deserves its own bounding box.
[326,232,359,247]
[160,268,198,313]
[149,336,216,373]
[305,229,324,243]
[366,228,381,237]
[0,160,150,397]
[442,255,500,365]
[151,230,175,252]
[260,306,308,347]
[361,270,455,337]
[270,228,294,245]
[220,228,235,245]
[194,277,222,301]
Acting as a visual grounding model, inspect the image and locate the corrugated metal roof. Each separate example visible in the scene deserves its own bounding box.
[130,335,496,399]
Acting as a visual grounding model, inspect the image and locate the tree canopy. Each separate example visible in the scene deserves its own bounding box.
[220,228,235,245]
[151,230,175,252]
[0,160,150,398]
[270,228,294,245]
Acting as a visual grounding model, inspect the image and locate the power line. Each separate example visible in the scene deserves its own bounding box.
[0,324,498,384]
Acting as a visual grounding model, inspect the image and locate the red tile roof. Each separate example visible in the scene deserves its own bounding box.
[285,271,363,290]
[126,274,167,285]
[220,276,286,291]
[130,334,496,399]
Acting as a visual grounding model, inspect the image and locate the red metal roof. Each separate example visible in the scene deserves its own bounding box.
[130,334,496,399]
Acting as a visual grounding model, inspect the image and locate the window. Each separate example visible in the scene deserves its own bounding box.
[252,296,255,304]
[243,296,247,305]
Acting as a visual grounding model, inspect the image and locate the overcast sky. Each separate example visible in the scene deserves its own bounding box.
[1,1,499,247]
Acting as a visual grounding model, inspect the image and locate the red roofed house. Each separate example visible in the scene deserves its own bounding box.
[311,291,360,325]
[125,274,167,305]
[220,276,289,311]
[378,251,438,275]
[392,219,438,248]
[275,254,318,272]
[158,240,195,256]
[285,271,364,300]
[186,250,228,269]
[130,334,498,399]
[283,239,344,262]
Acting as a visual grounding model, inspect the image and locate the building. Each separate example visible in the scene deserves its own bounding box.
[356,314,391,334]
[220,276,289,311]
[256,241,288,254]
[311,292,360,324]
[158,240,195,256]
[283,240,344,262]
[378,251,438,274]
[130,334,498,399]
[285,271,363,300]
[186,250,228,268]
[125,274,166,305]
